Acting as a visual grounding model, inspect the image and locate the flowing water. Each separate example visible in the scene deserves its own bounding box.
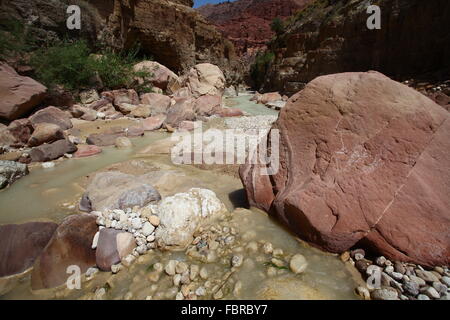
[0,95,364,300]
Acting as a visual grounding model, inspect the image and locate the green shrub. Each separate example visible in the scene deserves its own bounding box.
[30,40,94,90]
[270,17,285,36]
[30,40,153,93]
[0,18,37,60]
[250,51,275,90]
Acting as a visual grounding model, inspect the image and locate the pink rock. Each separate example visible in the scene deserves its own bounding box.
[240,71,450,267]
[142,116,166,131]
[194,94,222,116]
[74,145,102,158]
[257,92,282,104]
[29,106,73,130]
[101,89,140,106]
[216,107,244,117]
[0,63,47,121]
[140,93,172,115]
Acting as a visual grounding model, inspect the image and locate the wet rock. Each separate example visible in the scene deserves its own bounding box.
[73,145,102,158]
[0,160,28,189]
[27,123,64,147]
[422,286,440,299]
[403,280,420,296]
[154,188,227,249]
[0,222,57,277]
[86,132,125,147]
[289,254,308,274]
[114,137,132,149]
[31,214,98,290]
[29,106,73,130]
[0,63,47,121]
[371,287,399,300]
[30,139,77,162]
[240,71,450,266]
[416,270,440,283]
[80,172,161,212]
[231,254,244,268]
[126,126,145,137]
[355,286,370,300]
[165,260,178,276]
[96,228,135,271]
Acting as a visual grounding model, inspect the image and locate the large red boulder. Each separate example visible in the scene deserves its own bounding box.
[0,63,47,121]
[31,214,98,290]
[240,71,450,267]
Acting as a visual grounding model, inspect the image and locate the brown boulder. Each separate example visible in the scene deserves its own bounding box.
[240,72,450,266]
[130,105,152,118]
[30,139,77,162]
[31,214,98,289]
[27,123,64,147]
[29,106,73,130]
[0,222,58,277]
[257,92,282,104]
[0,63,47,121]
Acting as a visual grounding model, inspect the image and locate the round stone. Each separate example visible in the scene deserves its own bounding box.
[289,254,308,274]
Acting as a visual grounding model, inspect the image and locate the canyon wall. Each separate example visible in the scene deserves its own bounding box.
[261,0,450,95]
[197,0,311,57]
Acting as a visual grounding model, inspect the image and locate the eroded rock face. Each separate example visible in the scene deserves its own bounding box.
[263,0,450,95]
[80,172,161,212]
[87,0,240,82]
[0,222,58,277]
[31,214,98,290]
[240,72,450,267]
[197,0,309,57]
[0,63,47,121]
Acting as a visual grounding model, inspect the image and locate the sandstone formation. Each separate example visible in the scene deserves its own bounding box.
[240,72,450,266]
[262,0,450,95]
[197,0,309,57]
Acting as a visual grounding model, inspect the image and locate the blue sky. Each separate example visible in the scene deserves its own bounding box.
[194,0,236,8]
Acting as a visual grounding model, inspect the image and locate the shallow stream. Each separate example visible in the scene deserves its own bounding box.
[0,95,363,300]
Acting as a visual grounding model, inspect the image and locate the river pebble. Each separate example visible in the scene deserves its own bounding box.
[290,254,308,274]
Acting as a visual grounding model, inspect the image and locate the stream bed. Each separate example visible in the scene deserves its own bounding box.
[0,95,364,300]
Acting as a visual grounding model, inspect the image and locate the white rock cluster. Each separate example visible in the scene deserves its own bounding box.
[93,207,160,256]
[93,188,226,254]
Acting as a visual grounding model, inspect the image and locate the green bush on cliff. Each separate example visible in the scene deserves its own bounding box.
[250,51,275,90]
[0,18,37,61]
[30,40,153,92]
[270,17,285,36]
